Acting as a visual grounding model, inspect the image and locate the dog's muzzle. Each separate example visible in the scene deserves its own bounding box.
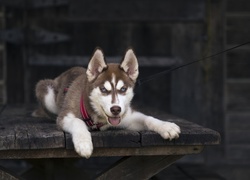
[108,106,121,126]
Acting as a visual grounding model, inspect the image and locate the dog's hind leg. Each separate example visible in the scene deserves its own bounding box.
[33,79,59,117]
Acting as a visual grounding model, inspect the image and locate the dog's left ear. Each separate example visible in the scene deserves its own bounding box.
[120,49,139,82]
[86,48,107,82]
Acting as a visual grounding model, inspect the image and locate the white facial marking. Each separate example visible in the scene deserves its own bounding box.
[104,81,112,91]
[89,86,134,121]
[116,80,125,90]
[44,86,58,114]
[111,73,116,87]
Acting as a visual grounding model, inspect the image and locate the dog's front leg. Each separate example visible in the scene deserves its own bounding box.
[123,111,181,140]
[57,113,93,158]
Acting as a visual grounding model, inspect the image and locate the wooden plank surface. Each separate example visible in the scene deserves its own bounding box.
[144,119,220,146]
[0,116,65,150]
[0,104,220,154]
[0,146,204,159]
[66,130,141,149]
[0,105,65,150]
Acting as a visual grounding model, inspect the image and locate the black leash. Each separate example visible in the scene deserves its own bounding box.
[137,41,250,86]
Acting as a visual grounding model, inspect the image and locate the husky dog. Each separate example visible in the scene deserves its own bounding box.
[33,48,181,158]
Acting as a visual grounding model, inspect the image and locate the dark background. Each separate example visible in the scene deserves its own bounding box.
[0,0,250,179]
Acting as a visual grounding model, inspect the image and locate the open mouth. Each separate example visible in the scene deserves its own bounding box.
[108,116,121,126]
[100,106,121,126]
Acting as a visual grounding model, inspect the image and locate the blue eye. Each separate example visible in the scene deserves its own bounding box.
[100,87,108,93]
[120,86,127,93]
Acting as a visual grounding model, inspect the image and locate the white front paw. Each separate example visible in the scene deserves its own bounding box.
[157,122,181,140]
[73,134,93,158]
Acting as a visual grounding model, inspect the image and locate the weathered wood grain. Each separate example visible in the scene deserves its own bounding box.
[142,116,221,146]
[0,146,204,159]
[0,105,220,157]
[65,130,141,149]
[95,155,183,180]
[141,128,220,146]
[0,115,65,150]
[65,117,220,149]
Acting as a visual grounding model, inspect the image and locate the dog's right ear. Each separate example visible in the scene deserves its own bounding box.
[86,48,107,82]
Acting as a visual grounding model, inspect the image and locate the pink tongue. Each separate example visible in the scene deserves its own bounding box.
[108,117,121,126]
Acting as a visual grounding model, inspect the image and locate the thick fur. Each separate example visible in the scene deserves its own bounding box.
[33,48,181,158]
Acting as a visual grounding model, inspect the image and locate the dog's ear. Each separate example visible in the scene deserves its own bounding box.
[120,49,139,82]
[86,48,107,82]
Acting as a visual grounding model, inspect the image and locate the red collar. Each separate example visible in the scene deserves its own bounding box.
[80,95,104,131]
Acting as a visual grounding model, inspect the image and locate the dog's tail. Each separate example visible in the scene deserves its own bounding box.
[33,79,58,118]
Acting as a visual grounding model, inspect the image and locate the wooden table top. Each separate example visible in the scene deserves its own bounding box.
[0,104,220,159]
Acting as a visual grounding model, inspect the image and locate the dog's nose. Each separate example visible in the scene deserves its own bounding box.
[110,106,121,116]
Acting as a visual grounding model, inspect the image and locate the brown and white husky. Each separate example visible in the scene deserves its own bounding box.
[33,48,181,158]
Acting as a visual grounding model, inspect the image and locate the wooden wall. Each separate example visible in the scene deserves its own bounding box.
[225,0,250,164]
[171,1,225,164]
[3,0,208,111]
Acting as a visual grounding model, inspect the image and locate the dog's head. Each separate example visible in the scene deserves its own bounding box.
[87,48,139,126]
